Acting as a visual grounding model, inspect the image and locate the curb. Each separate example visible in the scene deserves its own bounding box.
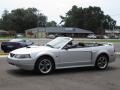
[0,55,8,57]
[115,52,120,55]
[0,52,8,55]
[0,52,8,57]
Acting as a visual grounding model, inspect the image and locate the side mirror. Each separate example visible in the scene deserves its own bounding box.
[63,46,71,50]
[64,47,68,50]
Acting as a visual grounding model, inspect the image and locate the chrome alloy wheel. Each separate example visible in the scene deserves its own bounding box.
[38,59,52,74]
[96,55,108,70]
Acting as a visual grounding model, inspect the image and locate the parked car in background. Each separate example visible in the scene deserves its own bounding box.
[87,34,97,39]
[1,39,33,53]
[7,37,115,74]
[16,34,24,38]
[109,35,119,39]
[96,35,109,39]
[103,35,109,39]
[47,34,55,39]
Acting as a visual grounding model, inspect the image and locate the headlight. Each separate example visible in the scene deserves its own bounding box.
[14,54,31,59]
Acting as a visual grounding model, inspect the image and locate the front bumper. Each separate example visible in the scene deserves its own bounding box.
[109,53,116,63]
[7,56,36,70]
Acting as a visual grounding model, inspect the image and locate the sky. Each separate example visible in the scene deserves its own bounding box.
[0,0,120,25]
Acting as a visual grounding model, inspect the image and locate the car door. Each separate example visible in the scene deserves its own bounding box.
[60,47,92,67]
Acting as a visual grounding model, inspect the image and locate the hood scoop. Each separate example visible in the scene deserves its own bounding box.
[26,46,31,48]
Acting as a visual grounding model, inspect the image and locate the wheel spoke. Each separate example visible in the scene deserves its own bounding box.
[98,63,102,66]
[40,63,44,66]
[45,65,50,71]
[41,66,45,71]
[97,56,108,69]
[39,59,52,73]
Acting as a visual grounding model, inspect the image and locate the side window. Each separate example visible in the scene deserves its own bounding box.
[64,41,75,49]
[19,40,26,44]
[67,41,73,48]
[25,40,33,45]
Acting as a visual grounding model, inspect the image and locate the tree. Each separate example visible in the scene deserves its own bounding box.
[0,8,47,33]
[60,5,116,34]
[46,21,57,27]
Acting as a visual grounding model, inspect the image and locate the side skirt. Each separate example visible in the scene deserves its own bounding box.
[56,64,94,69]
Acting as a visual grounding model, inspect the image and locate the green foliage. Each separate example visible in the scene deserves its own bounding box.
[0,8,47,33]
[46,21,57,27]
[61,5,116,34]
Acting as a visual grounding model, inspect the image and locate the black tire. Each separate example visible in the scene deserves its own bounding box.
[3,50,9,53]
[35,57,55,74]
[95,55,109,70]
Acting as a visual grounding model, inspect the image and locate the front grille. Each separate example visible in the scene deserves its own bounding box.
[10,53,15,57]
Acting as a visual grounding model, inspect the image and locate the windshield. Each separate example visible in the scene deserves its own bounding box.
[9,39,25,42]
[46,37,72,49]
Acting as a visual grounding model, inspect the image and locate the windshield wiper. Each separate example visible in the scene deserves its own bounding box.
[46,44,54,48]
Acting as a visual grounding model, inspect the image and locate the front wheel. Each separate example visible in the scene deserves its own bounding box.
[35,57,55,74]
[95,55,108,70]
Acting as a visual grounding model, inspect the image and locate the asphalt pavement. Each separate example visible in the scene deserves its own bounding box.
[0,56,120,90]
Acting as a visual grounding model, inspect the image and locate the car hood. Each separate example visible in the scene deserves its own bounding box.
[10,45,54,54]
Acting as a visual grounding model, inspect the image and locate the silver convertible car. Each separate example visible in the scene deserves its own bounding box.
[7,37,116,74]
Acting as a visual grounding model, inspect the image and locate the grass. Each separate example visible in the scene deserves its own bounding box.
[75,39,120,43]
[0,51,8,55]
[0,36,16,38]
[0,40,9,42]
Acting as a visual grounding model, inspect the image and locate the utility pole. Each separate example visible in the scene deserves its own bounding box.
[37,12,39,39]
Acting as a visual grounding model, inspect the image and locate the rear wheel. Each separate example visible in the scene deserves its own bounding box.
[95,55,108,70]
[35,57,55,74]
